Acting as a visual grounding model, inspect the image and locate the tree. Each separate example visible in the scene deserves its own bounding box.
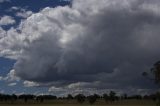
[143,61,160,84]
[11,94,17,103]
[109,91,116,102]
[93,94,100,99]
[103,93,109,102]
[18,94,35,103]
[123,93,128,99]
[142,61,160,106]
[24,97,28,103]
[87,94,97,104]
[67,94,73,100]
[36,95,44,103]
[152,61,160,84]
[75,94,85,104]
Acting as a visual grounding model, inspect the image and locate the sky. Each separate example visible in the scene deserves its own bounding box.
[0,0,159,96]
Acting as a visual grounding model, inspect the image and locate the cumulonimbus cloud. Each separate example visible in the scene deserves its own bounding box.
[0,0,160,91]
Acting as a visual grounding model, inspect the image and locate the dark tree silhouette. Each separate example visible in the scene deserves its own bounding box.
[36,95,45,103]
[93,94,100,99]
[143,61,160,84]
[67,94,73,100]
[128,95,142,100]
[124,93,127,99]
[87,94,97,104]
[121,93,127,100]
[40,97,44,103]
[18,94,35,103]
[11,94,17,103]
[75,94,85,104]
[143,61,160,106]
[103,93,109,102]
[42,95,57,100]
[109,91,116,102]
[152,61,160,84]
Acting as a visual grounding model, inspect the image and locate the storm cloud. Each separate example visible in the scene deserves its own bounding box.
[0,0,160,92]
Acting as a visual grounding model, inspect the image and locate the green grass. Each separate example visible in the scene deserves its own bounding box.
[0,99,156,106]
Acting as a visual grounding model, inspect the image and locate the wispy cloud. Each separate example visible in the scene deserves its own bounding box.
[8,6,33,18]
[16,11,33,18]
[8,82,17,86]
[23,81,39,87]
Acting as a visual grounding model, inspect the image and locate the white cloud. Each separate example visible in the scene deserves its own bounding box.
[0,16,15,26]
[16,11,33,18]
[48,87,157,96]
[48,86,100,96]
[8,6,33,18]
[8,82,17,86]
[67,82,93,89]
[0,28,25,59]
[10,6,19,11]
[4,69,20,82]
[23,81,39,87]
[48,86,66,92]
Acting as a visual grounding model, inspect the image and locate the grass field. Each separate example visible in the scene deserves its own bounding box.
[0,99,157,106]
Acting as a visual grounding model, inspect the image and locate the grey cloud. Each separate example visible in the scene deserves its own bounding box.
[0,27,6,38]
[0,0,160,93]
[0,16,15,26]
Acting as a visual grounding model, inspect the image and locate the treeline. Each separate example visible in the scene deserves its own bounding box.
[0,94,57,103]
[0,91,159,104]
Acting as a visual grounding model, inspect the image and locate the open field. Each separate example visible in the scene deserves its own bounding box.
[0,99,156,106]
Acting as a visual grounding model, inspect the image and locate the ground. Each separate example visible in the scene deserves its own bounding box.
[0,99,156,106]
